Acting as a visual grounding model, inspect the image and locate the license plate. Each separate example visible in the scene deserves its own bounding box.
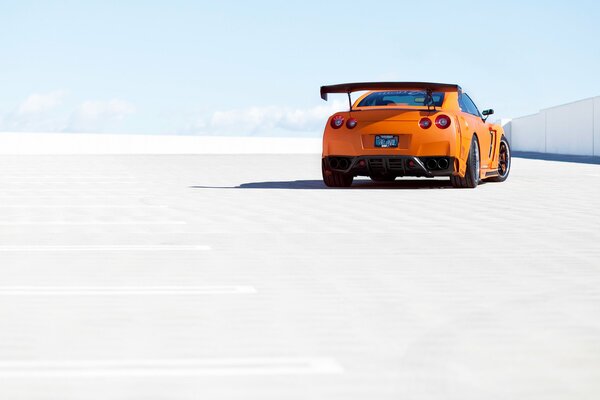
[375,135,399,148]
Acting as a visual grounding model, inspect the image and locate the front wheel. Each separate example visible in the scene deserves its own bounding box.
[322,159,353,187]
[450,136,480,189]
[489,136,511,182]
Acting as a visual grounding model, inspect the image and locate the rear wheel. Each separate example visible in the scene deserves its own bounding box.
[450,136,480,189]
[489,136,511,182]
[322,159,353,187]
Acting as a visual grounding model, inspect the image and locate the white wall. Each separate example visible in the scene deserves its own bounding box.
[545,99,594,156]
[506,96,600,156]
[594,97,600,156]
[0,133,321,155]
[509,112,546,153]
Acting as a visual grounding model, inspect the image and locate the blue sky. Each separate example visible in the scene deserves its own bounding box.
[1,0,599,136]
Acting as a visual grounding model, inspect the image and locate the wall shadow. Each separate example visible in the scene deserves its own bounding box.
[513,151,600,165]
[190,178,453,190]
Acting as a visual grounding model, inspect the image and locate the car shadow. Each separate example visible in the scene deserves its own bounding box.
[190,178,454,190]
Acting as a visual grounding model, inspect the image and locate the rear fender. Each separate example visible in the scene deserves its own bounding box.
[487,124,505,170]
[454,115,470,177]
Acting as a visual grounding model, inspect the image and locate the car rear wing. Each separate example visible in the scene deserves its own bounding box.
[321,82,461,111]
[320,81,461,101]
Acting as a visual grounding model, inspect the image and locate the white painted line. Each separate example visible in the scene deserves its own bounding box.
[0,221,186,225]
[1,190,151,193]
[0,358,343,377]
[0,176,136,179]
[0,196,152,199]
[0,205,168,209]
[2,181,140,188]
[0,285,255,295]
[0,245,209,251]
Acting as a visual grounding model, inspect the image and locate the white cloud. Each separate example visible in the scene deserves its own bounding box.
[67,99,136,132]
[17,91,65,115]
[0,90,68,132]
[0,93,136,133]
[74,99,136,121]
[187,100,348,136]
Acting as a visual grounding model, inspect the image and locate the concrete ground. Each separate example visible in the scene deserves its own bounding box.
[0,154,599,400]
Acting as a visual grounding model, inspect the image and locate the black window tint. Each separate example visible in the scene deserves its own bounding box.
[458,94,469,113]
[357,91,445,107]
[461,93,481,117]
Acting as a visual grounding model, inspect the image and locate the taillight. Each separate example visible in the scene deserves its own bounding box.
[435,115,451,129]
[330,115,344,129]
[419,117,432,129]
[346,118,357,129]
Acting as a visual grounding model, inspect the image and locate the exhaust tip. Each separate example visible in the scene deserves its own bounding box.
[426,159,438,170]
[329,157,350,170]
[437,158,449,169]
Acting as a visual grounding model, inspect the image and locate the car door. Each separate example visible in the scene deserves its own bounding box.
[459,93,492,169]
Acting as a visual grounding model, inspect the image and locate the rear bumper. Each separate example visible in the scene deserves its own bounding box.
[324,155,455,177]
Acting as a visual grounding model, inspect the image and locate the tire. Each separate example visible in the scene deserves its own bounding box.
[489,136,511,182]
[450,136,480,189]
[322,159,353,187]
[369,174,396,182]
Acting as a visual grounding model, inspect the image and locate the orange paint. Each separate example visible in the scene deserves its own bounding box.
[320,82,508,188]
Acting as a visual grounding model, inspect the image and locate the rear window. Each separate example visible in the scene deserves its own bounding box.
[357,90,445,107]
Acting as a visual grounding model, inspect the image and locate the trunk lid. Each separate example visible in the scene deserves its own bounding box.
[351,108,426,122]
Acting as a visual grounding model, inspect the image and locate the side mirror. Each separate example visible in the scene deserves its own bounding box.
[482,109,494,121]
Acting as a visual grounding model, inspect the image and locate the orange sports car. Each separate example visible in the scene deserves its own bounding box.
[320,82,511,188]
